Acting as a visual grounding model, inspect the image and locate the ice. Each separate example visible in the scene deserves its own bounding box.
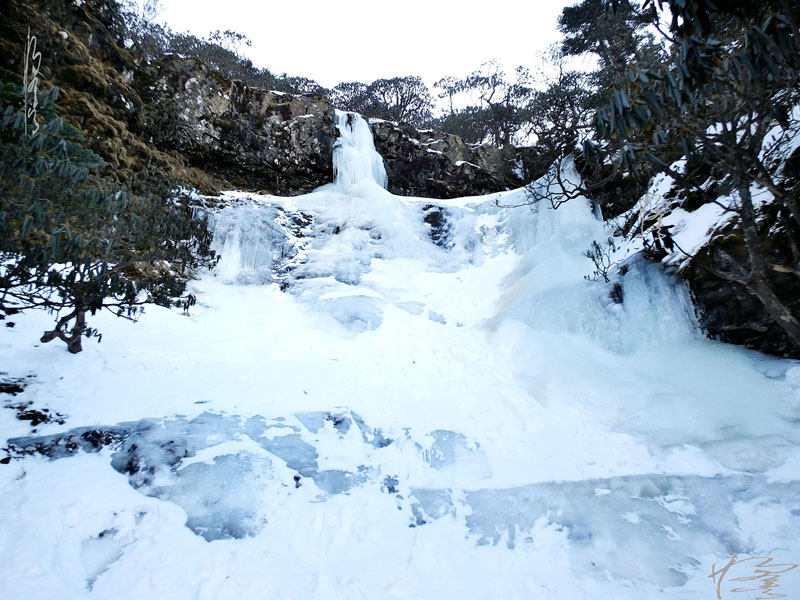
[425,430,489,478]
[152,453,272,541]
[257,433,319,476]
[82,526,136,589]
[332,110,388,192]
[489,174,697,354]
[295,411,352,435]
[107,413,245,488]
[395,300,425,315]
[204,199,311,286]
[320,294,384,332]
[350,411,393,448]
[3,107,800,599]
[427,310,446,324]
[410,489,456,526]
[5,402,800,595]
[414,475,800,588]
[6,410,409,540]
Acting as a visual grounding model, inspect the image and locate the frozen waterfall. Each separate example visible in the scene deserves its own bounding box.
[332,110,388,191]
[5,106,799,600]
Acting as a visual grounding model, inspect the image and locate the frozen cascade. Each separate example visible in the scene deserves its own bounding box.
[332,110,388,191]
[202,198,312,285]
[206,202,285,285]
[202,110,388,285]
[491,159,698,353]
[3,114,800,600]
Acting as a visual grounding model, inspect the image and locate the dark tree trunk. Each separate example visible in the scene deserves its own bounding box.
[40,306,86,354]
[737,180,800,349]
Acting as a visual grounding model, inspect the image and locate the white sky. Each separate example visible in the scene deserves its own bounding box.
[156,0,576,89]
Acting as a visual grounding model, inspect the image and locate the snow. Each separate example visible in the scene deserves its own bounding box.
[2,113,799,599]
[454,160,481,168]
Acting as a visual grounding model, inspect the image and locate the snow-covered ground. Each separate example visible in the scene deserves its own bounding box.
[1,112,799,599]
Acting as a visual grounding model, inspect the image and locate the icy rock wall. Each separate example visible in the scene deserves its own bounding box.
[492,161,697,354]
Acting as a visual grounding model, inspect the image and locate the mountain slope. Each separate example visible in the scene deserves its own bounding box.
[1,111,799,599]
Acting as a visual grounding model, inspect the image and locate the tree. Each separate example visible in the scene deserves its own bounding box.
[429,62,534,147]
[460,61,533,147]
[433,75,461,116]
[523,47,596,181]
[514,0,666,216]
[559,0,664,98]
[330,81,373,114]
[0,75,217,353]
[330,76,434,128]
[430,76,485,142]
[367,76,433,126]
[426,106,488,145]
[116,0,171,63]
[207,29,252,57]
[277,75,327,96]
[115,6,325,97]
[589,0,800,347]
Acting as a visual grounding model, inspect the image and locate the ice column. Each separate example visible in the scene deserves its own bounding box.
[332,110,388,191]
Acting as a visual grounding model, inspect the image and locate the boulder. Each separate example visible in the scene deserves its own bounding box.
[370,120,521,198]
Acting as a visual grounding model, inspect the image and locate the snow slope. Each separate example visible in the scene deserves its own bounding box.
[1,111,799,599]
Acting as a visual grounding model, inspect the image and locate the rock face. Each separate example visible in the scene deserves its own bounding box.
[3,0,338,195]
[2,0,224,193]
[141,57,337,194]
[371,121,522,199]
[626,177,800,358]
[689,274,799,357]
[2,0,520,199]
[681,211,800,357]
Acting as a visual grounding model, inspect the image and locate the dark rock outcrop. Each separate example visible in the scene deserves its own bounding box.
[626,179,800,358]
[371,121,522,199]
[2,0,226,193]
[2,0,338,195]
[681,209,800,357]
[2,0,523,199]
[141,57,337,194]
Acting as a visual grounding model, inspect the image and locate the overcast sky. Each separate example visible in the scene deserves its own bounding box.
[156,0,577,89]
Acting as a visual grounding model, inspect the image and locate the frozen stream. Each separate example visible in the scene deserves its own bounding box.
[1,112,799,599]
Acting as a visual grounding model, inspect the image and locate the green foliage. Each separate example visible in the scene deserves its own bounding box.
[590,0,800,228]
[584,0,800,347]
[0,76,217,353]
[593,1,800,170]
[207,29,252,56]
[561,0,666,119]
[559,0,661,75]
[330,82,372,115]
[523,49,596,180]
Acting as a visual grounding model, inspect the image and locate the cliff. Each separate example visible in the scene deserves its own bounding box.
[0,0,511,198]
